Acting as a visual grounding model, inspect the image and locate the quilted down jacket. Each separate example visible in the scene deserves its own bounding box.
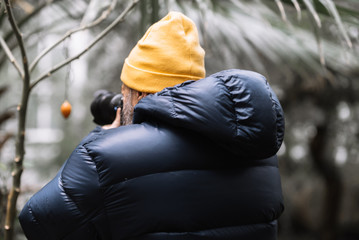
[19,69,285,240]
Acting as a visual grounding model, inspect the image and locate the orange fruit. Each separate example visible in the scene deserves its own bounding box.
[60,100,72,119]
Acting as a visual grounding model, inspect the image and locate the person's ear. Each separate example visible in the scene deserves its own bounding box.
[137,92,148,101]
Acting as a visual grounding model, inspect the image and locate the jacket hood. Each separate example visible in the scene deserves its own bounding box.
[133,69,285,159]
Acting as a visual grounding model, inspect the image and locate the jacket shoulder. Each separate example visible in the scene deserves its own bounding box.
[19,142,102,239]
[83,122,226,187]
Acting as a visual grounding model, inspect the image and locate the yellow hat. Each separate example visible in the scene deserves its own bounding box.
[121,11,205,93]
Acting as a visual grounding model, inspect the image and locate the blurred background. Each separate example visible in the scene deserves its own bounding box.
[0,0,358,239]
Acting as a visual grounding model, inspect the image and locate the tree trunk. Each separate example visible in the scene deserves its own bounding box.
[310,124,343,240]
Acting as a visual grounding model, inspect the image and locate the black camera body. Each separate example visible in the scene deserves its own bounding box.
[90,90,123,126]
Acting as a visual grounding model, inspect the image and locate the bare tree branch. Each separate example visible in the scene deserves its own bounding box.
[3,0,31,239]
[0,111,15,127]
[80,0,115,26]
[0,133,13,150]
[3,1,30,83]
[4,0,61,42]
[0,0,62,70]
[30,0,140,90]
[0,35,24,79]
[55,1,85,20]
[29,0,117,72]
[2,1,139,238]
[0,0,6,24]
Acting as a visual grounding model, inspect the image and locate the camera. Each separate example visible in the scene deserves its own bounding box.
[90,90,123,126]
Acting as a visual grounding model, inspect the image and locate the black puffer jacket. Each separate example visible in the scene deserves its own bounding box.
[19,69,285,240]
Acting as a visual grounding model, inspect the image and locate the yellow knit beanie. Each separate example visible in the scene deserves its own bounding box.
[121,11,205,93]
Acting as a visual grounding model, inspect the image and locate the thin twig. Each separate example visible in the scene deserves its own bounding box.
[29,0,117,72]
[30,0,140,90]
[0,35,24,79]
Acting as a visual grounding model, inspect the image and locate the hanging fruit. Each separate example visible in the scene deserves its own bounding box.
[60,100,72,119]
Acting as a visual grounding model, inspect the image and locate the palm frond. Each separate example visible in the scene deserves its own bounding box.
[318,0,352,48]
[275,0,288,22]
[166,0,359,81]
[291,0,302,21]
[302,0,322,27]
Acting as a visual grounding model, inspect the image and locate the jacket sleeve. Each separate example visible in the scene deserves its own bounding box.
[19,143,103,240]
